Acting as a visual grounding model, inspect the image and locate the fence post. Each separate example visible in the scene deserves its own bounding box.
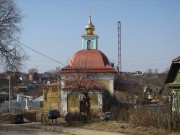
[168,96,172,131]
[35,111,36,122]
[41,113,42,124]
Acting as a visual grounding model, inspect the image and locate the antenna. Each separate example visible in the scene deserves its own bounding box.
[118,21,122,73]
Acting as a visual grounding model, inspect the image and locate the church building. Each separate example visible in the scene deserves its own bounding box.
[60,16,116,115]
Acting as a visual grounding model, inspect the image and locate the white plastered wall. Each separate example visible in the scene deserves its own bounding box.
[60,72,115,115]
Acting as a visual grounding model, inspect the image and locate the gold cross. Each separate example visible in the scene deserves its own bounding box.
[88,7,92,17]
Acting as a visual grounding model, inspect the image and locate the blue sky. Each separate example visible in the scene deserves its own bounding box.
[15,0,180,73]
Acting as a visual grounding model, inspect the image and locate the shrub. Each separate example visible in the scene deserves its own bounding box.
[129,107,169,129]
[111,103,132,121]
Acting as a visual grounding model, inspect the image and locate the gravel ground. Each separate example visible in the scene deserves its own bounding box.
[1,116,180,135]
[35,118,180,135]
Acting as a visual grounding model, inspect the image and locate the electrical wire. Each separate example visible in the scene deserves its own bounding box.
[15,40,66,67]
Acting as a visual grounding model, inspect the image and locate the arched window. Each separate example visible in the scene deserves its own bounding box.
[87,40,91,49]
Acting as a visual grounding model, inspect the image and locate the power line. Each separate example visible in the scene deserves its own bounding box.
[16,40,66,67]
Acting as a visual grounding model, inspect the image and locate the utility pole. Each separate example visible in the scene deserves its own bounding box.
[8,75,11,112]
[118,21,122,73]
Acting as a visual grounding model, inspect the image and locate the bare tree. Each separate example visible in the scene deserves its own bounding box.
[65,71,96,119]
[0,0,27,71]
[146,68,153,75]
[28,68,38,74]
[154,68,159,74]
[61,59,109,120]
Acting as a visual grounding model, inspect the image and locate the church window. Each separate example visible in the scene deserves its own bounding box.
[87,40,91,49]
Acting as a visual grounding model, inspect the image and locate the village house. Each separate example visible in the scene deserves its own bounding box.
[164,56,180,115]
[42,83,60,111]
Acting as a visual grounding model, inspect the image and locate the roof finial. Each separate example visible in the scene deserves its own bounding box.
[89,7,92,17]
[85,8,95,35]
[88,15,92,24]
[88,7,92,24]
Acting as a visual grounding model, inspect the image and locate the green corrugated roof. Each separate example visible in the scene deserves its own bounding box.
[165,56,180,85]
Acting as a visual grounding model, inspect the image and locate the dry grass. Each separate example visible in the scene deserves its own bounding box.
[129,108,170,129]
[1,108,178,135]
[84,121,170,135]
[0,112,178,135]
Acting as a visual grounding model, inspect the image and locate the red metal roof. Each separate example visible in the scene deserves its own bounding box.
[61,49,116,73]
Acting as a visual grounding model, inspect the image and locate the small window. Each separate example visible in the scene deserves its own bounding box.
[87,40,91,49]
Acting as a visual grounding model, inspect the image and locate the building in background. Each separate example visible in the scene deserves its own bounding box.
[42,83,60,111]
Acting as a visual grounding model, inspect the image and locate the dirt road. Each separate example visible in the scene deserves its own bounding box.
[0,123,126,135]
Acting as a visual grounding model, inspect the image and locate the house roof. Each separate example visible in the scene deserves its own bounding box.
[116,79,144,89]
[41,82,60,87]
[61,49,116,73]
[173,56,180,62]
[165,56,180,85]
